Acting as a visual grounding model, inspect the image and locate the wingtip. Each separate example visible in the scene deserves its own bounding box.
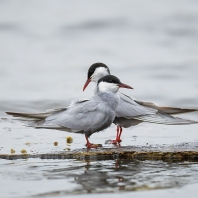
[6,112,14,115]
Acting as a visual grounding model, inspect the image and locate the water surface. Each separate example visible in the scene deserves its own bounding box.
[1,158,198,197]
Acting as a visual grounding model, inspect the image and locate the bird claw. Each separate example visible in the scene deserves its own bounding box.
[85,135,102,149]
[112,139,122,144]
[86,143,102,149]
[105,139,122,144]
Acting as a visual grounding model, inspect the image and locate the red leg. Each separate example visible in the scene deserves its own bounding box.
[111,126,122,144]
[116,126,120,139]
[104,126,123,145]
[118,126,122,139]
[85,135,99,149]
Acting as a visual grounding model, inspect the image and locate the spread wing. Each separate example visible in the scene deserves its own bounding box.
[6,108,66,120]
[5,98,91,121]
[135,100,198,115]
[115,93,157,118]
[35,99,111,134]
[115,93,197,125]
[134,112,198,125]
[6,98,105,132]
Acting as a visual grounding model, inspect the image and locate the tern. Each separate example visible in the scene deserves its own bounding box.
[6,75,133,148]
[83,63,198,144]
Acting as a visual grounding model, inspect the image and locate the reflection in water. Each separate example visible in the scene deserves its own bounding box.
[30,159,198,196]
[1,158,198,197]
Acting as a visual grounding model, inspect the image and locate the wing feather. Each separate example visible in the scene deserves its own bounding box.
[39,100,111,134]
[115,93,197,126]
[135,100,198,115]
[116,93,157,118]
[134,112,197,125]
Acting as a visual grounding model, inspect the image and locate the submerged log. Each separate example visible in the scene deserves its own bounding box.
[1,143,198,161]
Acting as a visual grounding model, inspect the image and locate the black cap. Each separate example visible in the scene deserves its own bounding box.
[87,63,110,79]
[98,75,121,85]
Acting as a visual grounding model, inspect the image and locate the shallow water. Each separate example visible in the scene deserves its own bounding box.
[1,158,198,198]
[1,0,198,197]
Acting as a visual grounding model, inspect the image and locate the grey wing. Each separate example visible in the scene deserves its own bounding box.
[69,98,89,107]
[37,100,110,134]
[115,93,197,125]
[6,98,89,128]
[135,100,198,115]
[134,111,198,125]
[115,92,157,118]
[6,108,66,120]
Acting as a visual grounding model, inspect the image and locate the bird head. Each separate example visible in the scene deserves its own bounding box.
[97,75,133,93]
[83,63,110,91]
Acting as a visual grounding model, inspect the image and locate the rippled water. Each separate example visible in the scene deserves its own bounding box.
[1,158,198,198]
[1,0,198,197]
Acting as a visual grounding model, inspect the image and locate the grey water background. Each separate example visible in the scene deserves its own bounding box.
[1,0,198,197]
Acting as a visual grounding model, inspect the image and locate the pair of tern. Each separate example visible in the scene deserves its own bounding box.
[6,63,198,148]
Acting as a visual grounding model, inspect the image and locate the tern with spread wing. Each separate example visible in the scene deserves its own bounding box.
[6,75,133,148]
[83,63,198,144]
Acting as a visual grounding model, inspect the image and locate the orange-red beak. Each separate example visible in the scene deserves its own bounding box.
[83,78,91,91]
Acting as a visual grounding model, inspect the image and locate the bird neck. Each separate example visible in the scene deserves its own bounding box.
[93,82,98,94]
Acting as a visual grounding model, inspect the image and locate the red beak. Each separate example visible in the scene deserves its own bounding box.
[83,78,91,91]
[118,83,133,89]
